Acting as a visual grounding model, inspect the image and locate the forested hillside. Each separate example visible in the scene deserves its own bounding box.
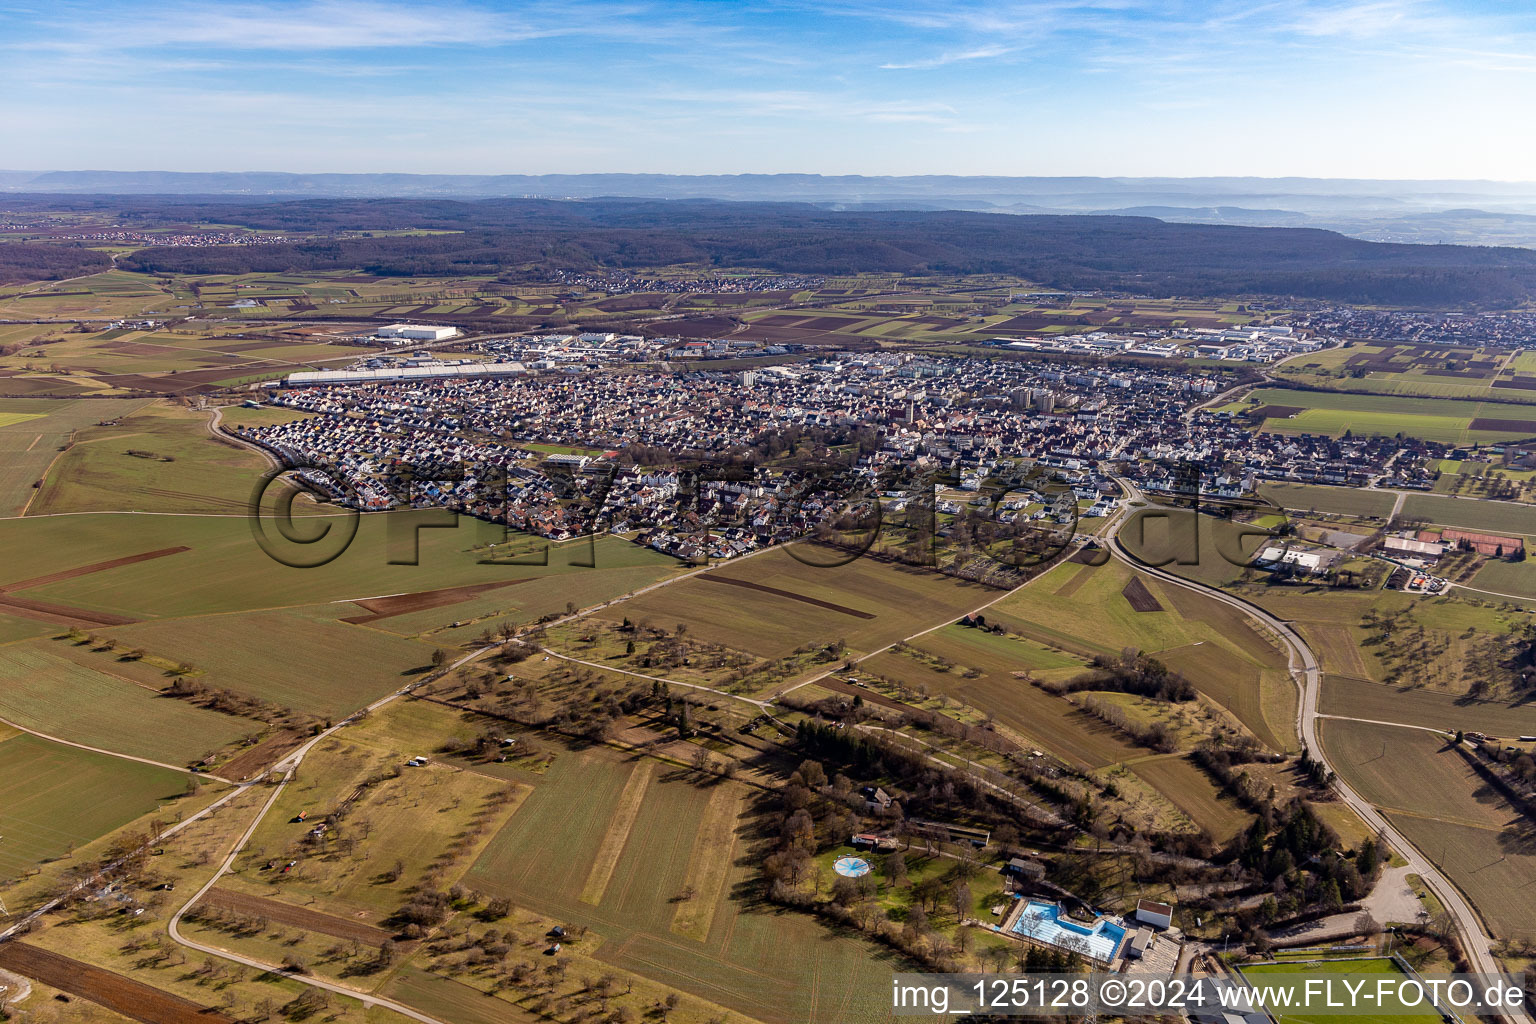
[18,194,1536,306]
[0,242,112,285]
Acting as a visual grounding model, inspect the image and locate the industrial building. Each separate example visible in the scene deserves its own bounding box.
[376,324,458,342]
[282,361,525,386]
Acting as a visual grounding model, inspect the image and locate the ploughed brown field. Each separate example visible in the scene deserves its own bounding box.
[0,942,236,1024]
[1469,417,1536,433]
[698,572,876,618]
[196,887,406,948]
[339,578,535,624]
[0,593,138,627]
[0,546,190,593]
[1121,575,1164,612]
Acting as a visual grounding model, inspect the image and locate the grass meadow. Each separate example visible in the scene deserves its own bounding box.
[1320,719,1536,940]
[465,744,906,1024]
[28,402,270,515]
[0,732,192,878]
[0,397,154,515]
[0,641,253,763]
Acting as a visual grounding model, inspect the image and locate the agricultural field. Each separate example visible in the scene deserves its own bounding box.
[1232,388,1536,445]
[862,641,1143,770]
[0,732,192,878]
[0,396,153,515]
[1127,754,1252,840]
[1470,558,1536,598]
[1237,583,1526,698]
[27,401,274,515]
[465,744,904,1024]
[989,557,1295,750]
[1119,507,1277,587]
[0,511,681,622]
[1399,493,1536,538]
[1319,674,1536,736]
[218,723,525,920]
[1257,483,1398,520]
[0,641,253,763]
[102,609,437,719]
[1320,719,1536,940]
[0,316,386,396]
[589,545,996,664]
[1274,341,1536,401]
[0,270,173,320]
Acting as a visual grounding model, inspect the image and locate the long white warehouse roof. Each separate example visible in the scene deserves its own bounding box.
[283,362,526,386]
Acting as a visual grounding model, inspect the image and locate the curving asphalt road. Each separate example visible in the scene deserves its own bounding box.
[1106,482,1519,1017]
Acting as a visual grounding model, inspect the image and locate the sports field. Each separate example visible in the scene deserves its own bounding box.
[1239,958,1444,1024]
[466,746,904,1024]
[0,732,190,877]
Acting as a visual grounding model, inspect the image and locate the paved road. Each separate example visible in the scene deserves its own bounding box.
[1107,481,1518,1015]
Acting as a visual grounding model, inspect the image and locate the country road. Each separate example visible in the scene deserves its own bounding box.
[1107,481,1521,1019]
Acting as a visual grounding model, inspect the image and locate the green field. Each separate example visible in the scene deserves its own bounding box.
[1320,674,1536,735]
[990,557,1295,750]
[1321,719,1536,940]
[1129,753,1252,840]
[29,401,273,515]
[601,545,994,663]
[0,732,191,877]
[104,609,437,719]
[1241,388,1536,445]
[0,512,680,621]
[1239,958,1443,1024]
[1120,508,1276,587]
[1400,494,1536,538]
[0,642,253,763]
[1258,483,1398,519]
[0,397,154,516]
[1470,558,1536,598]
[466,746,906,1024]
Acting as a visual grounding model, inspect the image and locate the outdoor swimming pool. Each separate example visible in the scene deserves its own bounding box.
[1009,900,1126,962]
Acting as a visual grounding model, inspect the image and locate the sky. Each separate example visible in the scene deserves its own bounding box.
[2,0,1535,179]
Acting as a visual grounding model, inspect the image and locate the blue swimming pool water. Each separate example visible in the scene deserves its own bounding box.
[1009,900,1126,962]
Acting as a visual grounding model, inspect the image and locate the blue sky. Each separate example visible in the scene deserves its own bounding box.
[2,0,1533,178]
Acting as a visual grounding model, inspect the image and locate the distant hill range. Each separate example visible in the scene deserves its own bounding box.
[60,196,1534,308]
[6,170,1536,247]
